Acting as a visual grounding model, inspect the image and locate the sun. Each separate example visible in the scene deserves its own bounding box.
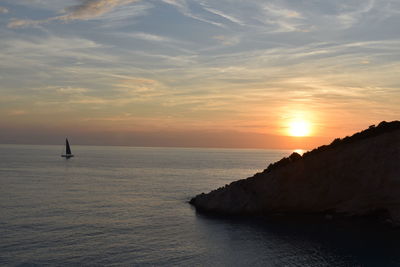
[288,120,311,137]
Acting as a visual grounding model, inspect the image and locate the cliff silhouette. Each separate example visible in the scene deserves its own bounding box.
[190,121,400,224]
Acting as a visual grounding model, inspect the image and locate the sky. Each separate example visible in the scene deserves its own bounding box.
[0,0,399,149]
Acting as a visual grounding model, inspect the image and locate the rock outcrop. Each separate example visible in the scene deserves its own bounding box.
[190,121,400,223]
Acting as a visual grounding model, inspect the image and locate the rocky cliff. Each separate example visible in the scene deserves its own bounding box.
[190,121,400,223]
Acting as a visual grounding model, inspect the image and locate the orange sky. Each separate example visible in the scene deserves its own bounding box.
[0,1,399,149]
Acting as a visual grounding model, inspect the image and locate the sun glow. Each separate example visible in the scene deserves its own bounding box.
[288,120,311,137]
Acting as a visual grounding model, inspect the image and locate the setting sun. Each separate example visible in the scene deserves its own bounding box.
[288,120,311,137]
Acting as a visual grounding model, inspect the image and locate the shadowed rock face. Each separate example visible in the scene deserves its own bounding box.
[190,121,400,223]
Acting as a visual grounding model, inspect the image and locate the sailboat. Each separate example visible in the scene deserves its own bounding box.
[61,138,74,159]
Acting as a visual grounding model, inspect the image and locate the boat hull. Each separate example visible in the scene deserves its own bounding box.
[61,154,74,159]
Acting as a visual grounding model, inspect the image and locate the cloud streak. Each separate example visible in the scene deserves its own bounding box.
[128,32,173,42]
[202,6,245,26]
[8,0,140,28]
[161,0,224,27]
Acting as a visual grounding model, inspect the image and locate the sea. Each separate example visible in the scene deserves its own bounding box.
[1,144,400,266]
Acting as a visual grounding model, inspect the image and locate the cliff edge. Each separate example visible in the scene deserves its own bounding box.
[190,121,400,223]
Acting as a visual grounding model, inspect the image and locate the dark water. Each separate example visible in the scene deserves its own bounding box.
[1,145,400,266]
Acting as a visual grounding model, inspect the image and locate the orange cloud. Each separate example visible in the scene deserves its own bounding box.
[8,0,140,28]
[9,110,27,116]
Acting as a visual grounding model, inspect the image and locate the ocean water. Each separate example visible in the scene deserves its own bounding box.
[1,144,400,266]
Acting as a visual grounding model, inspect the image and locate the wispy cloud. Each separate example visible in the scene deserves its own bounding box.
[8,0,140,28]
[261,3,308,32]
[114,77,161,95]
[0,35,110,66]
[334,0,375,28]
[61,0,138,20]
[0,6,8,14]
[9,110,27,116]
[212,35,240,46]
[263,3,303,19]
[56,87,89,95]
[201,6,245,26]
[161,0,224,27]
[161,0,186,9]
[128,32,173,42]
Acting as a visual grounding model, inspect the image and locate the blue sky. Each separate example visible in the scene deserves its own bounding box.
[0,0,399,148]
